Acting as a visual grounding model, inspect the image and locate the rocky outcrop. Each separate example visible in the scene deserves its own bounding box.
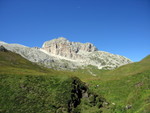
[55,77,106,113]
[0,38,132,70]
[0,46,8,52]
[42,37,97,60]
[41,37,132,69]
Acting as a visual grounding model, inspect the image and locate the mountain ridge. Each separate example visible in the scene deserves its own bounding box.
[0,37,132,70]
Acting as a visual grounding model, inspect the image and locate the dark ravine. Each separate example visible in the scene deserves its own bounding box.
[55,77,106,113]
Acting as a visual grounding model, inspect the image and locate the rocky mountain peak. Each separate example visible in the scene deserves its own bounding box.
[42,37,98,59]
[42,37,68,46]
[0,38,132,70]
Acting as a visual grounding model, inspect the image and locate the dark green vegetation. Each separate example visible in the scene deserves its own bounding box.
[0,48,150,113]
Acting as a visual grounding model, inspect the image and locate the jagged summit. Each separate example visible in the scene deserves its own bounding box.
[42,37,98,60]
[42,37,69,47]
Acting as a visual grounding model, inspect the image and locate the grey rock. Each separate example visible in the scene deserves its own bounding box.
[42,37,97,60]
[42,37,132,69]
[125,105,132,109]
[0,38,132,70]
[0,46,8,52]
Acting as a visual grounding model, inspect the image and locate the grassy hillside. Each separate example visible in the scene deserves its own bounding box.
[0,50,106,113]
[0,49,50,75]
[86,55,150,113]
[0,49,150,113]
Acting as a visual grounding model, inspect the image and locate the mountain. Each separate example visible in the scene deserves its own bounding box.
[0,37,132,70]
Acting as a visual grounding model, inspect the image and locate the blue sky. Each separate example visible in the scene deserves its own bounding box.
[0,0,150,61]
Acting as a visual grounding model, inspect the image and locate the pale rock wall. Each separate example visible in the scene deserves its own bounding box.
[42,37,97,60]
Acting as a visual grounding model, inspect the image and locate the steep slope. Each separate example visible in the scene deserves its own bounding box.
[0,46,50,75]
[0,37,132,70]
[105,55,150,78]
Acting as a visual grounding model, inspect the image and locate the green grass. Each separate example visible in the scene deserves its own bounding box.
[88,71,150,113]
[84,55,150,113]
[0,50,150,113]
[0,74,61,113]
[0,50,106,113]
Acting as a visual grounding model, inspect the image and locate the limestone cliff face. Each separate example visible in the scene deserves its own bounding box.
[42,37,97,60]
[41,37,132,70]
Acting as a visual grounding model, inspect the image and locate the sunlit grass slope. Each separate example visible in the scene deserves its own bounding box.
[87,55,150,113]
[0,50,50,75]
